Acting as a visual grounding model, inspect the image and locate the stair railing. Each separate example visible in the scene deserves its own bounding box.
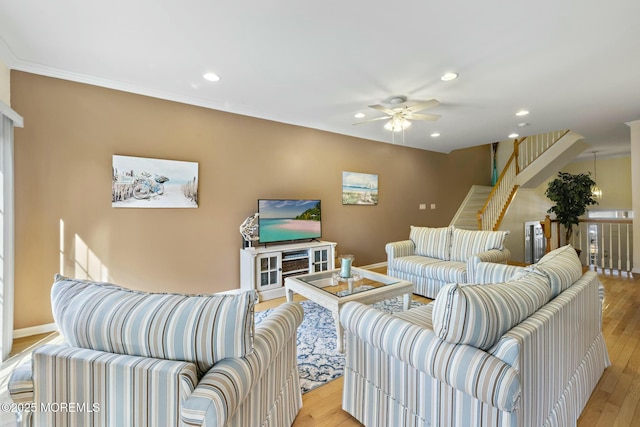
[477,152,518,230]
[540,215,634,274]
[516,130,569,173]
[477,130,571,231]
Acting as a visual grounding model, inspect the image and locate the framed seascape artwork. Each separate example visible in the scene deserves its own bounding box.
[112,155,199,208]
[342,171,378,205]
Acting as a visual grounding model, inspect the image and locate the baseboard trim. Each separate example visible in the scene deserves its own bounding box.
[14,323,58,339]
[360,261,387,270]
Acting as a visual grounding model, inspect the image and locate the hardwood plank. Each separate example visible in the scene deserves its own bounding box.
[616,378,640,427]
[9,332,56,357]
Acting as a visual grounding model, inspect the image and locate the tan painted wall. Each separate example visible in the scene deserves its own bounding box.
[560,156,632,210]
[0,59,9,106]
[499,187,552,263]
[11,71,490,329]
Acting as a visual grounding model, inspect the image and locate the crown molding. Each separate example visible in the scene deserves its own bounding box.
[12,56,294,129]
[13,59,229,108]
[4,54,318,136]
[0,36,17,68]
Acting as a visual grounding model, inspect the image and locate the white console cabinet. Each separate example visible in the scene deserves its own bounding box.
[240,241,336,300]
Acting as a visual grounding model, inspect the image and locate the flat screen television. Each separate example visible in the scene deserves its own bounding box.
[258,199,322,244]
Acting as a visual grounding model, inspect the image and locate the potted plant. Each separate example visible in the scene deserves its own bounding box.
[545,171,598,245]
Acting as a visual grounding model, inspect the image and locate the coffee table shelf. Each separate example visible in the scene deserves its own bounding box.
[285,267,413,352]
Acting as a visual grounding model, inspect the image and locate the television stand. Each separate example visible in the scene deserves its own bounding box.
[240,240,337,301]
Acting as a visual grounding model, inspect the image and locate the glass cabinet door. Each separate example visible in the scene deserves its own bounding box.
[311,247,330,272]
[256,253,282,289]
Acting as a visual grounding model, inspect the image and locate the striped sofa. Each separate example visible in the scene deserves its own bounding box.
[342,245,610,427]
[8,276,304,427]
[386,226,511,298]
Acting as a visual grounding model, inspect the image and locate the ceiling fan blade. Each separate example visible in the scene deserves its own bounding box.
[368,104,397,115]
[410,113,441,121]
[352,116,392,125]
[406,99,440,113]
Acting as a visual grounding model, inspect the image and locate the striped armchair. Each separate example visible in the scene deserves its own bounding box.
[342,245,610,427]
[386,226,511,299]
[8,276,303,427]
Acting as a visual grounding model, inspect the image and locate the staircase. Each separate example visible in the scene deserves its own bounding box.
[451,130,587,231]
[450,185,493,230]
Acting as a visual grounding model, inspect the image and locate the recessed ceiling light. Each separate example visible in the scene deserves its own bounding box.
[515,110,529,116]
[354,112,365,119]
[203,72,221,82]
[430,132,440,137]
[441,72,458,81]
[508,133,519,138]
[517,122,530,127]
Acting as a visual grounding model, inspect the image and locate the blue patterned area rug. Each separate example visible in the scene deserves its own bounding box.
[255,296,424,394]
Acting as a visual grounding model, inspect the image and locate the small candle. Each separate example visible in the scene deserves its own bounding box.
[340,257,352,278]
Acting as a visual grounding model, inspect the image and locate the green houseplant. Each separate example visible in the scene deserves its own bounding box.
[545,171,598,244]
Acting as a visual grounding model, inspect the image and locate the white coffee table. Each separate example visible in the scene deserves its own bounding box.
[284,267,413,352]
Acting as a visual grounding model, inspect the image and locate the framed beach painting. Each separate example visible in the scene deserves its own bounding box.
[112,155,199,208]
[342,171,378,205]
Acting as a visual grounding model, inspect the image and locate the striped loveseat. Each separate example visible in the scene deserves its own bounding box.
[8,275,304,427]
[342,245,610,427]
[386,226,511,298]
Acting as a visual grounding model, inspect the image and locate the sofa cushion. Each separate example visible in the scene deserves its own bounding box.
[474,262,525,285]
[390,256,467,283]
[526,244,583,297]
[393,302,435,329]
[449,227,508,262]
[432,272,552,350]
[410,226,452,260]
[51,275,257,375]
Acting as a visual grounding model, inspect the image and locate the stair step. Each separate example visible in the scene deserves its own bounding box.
[454,224,478,230]
[450,185,495,230]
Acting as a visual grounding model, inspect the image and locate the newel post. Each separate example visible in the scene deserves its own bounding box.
[540,215,552,254]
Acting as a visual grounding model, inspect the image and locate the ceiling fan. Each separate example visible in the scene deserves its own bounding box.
[354,95,441,132]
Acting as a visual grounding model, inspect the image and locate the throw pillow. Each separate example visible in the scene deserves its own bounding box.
[410,225,452,260]
[432,273,552,350]
[474,262,526,285]
[51,275,257,375]
[449,227,508,262]
[526,244,583,297]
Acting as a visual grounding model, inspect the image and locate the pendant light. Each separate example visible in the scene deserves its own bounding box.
[591,151,602,199]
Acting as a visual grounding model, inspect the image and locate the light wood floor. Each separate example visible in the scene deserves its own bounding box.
[7,270,639,426]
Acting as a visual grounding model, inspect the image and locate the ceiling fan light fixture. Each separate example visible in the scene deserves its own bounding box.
[354,112,365,119]
[387,95,408,105]
[384,117,411,132]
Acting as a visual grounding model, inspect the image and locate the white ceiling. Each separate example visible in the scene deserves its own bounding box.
[1,0,639,159]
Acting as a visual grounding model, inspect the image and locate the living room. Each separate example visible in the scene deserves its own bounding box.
[1,2,640,426]
[7,70,494,333]
[9,71,635,334]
